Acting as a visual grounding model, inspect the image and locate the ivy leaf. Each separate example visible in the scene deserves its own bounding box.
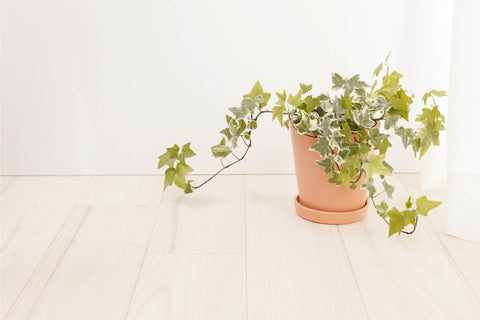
[272,105,286,126]
[368,128,389,147]
[352,108,375,128]
[337,166,352,190]
[382,179,394,198]
[416,196,441,216]
[376,201,389,218]
[228,106,248,119]
[164,167,176,190]
[173,162,193,189]
[332,73,345,89]
[330,131,345,149]
[363,153,392,179]
[373,62,383,77]
[243,81,271,108]
[304,95,321,113]
[422,90,447,105]
[158,144,180,169]
[361,178,376,197]
[387,207,405,237]
[184,180,194,194]
[384,114,400,130]
[287,90,304,107]
[241,98,258,115]
[310,136,331,157]
[390,88,412,121]
[339,157,361,190]
[316,156,336,174]
[375,138,392,154]
[177,143,196,163]
[220,128,233,140]
[300,83,313,94]
[405,196,412,209]
[416,127,440,159]
[276,90,287,103]
[211,142,232,158]
[395,127,414,149]
[247,121,258,130]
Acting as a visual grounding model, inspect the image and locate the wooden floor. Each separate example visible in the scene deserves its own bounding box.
[1,174,479,319]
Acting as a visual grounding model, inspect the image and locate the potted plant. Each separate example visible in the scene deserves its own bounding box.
[157,56,445,237]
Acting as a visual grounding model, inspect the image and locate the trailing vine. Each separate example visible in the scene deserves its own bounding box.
[158,56,444,237]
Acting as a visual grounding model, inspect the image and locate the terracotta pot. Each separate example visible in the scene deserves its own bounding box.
[290,128,369,224]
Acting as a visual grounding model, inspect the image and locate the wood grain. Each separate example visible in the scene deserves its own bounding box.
[245,175,368,320]
[28,205,157,320]
[126,253,246,320]
[398,173,480,303]
[1,176,91,318]
[78,176,163,206]
[339,174,480,319]
[148,175,245,254]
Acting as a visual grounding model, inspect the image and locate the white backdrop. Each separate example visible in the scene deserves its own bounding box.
[1,0,452,175]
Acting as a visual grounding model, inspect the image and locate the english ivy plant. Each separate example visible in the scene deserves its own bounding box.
[158,56,445,237]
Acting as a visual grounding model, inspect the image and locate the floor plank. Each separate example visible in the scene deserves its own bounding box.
[78,176,164,206]
[398,173,480,302]
[5,206,93,319]
[245,175,368,320]
[1,176,91,318]
[0,176,16,192]
[339,174,480,319]
[148,175,245,254]
[28,205,157,320]
[126,254,246,320]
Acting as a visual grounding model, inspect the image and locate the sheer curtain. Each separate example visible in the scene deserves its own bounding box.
[444,0,480,243]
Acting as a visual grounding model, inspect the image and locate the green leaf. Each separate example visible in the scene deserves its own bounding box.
[272,105,286,126]
[247,121,258,130]
[416,196,441,216]
[382,179,394,198]
[405,196,412,209]
[241,98,259,114]
[174,162,194,189]
[363,153,392,180]
[158,144,180,169]
[287,90,304,107]
[375,138,392,154]
[316,156,336,174]
[422,90,447,105]
[376,201,389,218]
[332,73,345,89]
[184,180,194,194]
[383,114,400,130]
[228,106,248,119]
[310,136,331,157]
[276,90,287,103]
[368,128,389,147]
[361,178,376,197]
[243,81,271,108]
[220,128,232,140]
[164,167,176,191]
[339,156,361,189]
[304,95,321,113]
[395,127,414,149]
[390,88,412,121]
[373,62,383,77]
[387,207,405,237]
[352,108,375,128]
[300,83,312,94]
[181,143,196,159]
[211,143,232,158]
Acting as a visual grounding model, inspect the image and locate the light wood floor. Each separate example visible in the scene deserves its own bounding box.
[1,174,479,319]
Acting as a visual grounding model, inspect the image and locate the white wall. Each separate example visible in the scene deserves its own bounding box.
[1,0,452,175]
